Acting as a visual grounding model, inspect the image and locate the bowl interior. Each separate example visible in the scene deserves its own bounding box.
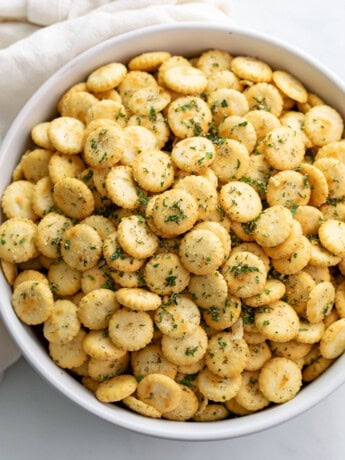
[1,23,345,441]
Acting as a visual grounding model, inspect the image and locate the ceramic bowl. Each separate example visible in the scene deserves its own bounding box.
[1,23,345,441]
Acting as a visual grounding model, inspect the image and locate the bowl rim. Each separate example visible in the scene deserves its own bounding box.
[1,21,345,441]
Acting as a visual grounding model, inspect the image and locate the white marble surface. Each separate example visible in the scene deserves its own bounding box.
[1,1,345,459]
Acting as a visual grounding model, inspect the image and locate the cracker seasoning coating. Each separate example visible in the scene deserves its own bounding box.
[3,47,345,422]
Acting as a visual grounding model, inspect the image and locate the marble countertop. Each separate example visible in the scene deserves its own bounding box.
[1,1,345,459]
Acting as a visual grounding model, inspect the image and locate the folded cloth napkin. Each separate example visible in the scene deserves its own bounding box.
[0,0,231,381]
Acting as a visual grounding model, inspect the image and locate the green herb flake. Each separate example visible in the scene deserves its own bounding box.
[109,247,122,262]
[136,188,148,206]
[180,373,198,387]
[185,346,199,357]
[290,203,299,216]
[242,306,255,325]
[81,169,94,183]
[165,275,177,287]
[148,107,157,122]
[217,336,227,349]
[63,239,71,250]
[229,263,259,278]
[208,305,220,322]
[90,139,98,150]
[165,201,186,224]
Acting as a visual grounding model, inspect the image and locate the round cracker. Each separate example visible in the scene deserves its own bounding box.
[244,279,286,308]
[152,189,198,237]
[31,122,54,150]
[0,218,38,263]
[49,329,88,369]
[84,126,125,168]
[117,215,159,259]
[197,49,232,77]
[43,299,80,344]
[35,212,72,259]
[222,251,267,298]
[197,368,242,403]
[231,56,272,83]
[60,91,98,124]
[272,70,308,103]
[108,308,153,351]
[211,139,250,182]
[235,370,270,411]
[258,357,302,403]
[206,333,249,378]
[163,385,199,421]
[12,280,54,325]
[61,224,102,272]
[105,165,140,210]
[271,236,311,275]
[161,325,208,366]
[167,96,212,138]
[96,374,137,403]
[208,88,249,124]
[244,83,283,117]
[245,342,272,371]
[88,354,129,382]
[48,153,85,184]
[284,271,316,317]
[131,343,177,380]
[263,126,305,170]
[306,281,335,324]
[253,205,293,248]
[48,117,84,154]
[2,180,37,221]
[174,175,217,220]
[171,136,215,173]
[78,289,119,330]
[132,149,174,193]
[53,177,94,219]
[87,62,127,92]
[319,219,345,257]
[21,149,52,183]
[32,176,55,218]
[137,373,182,413]
[154,295,200,338]
[218,116,257,153]
[128,51,171,71]
[164,66,207,94]
[83,330,126,361]
[188,271,228,309]
[115,288,161,312]
[122,396,161,418]
[320,318,345,359]
[179,229,224,275]
[255,301,299,342]
[304,105,343,146]
[48,260,81,296]
[128,86,170,116]
[219,181,262,223]
[263,220,303,260]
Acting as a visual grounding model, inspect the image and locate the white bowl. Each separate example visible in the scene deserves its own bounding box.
[1,23,345,441]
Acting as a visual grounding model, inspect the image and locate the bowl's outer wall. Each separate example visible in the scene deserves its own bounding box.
[0,23,345,441]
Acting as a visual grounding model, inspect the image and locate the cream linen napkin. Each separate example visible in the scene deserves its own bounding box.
[0,0,231,381]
